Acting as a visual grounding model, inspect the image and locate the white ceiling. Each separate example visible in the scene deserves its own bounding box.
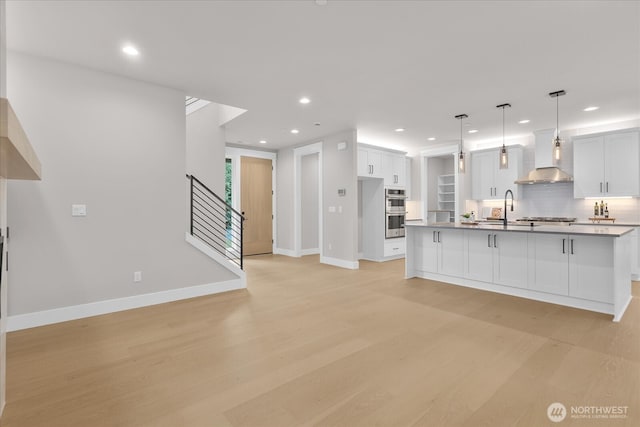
[6,0,640,154]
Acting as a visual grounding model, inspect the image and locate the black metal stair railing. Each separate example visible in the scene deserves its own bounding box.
[186,174,244,269]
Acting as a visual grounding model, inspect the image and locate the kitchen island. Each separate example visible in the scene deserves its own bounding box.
[405,221,635,321]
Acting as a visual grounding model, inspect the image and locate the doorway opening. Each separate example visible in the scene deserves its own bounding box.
[421,145,461,223]
[294,142,323,258]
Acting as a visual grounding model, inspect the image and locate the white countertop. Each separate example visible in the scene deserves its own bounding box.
[404,221,636,237]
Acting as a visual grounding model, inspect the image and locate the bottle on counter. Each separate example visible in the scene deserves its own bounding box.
[600,200,605,216]
[604,203,609,218]
[594,202,599,217]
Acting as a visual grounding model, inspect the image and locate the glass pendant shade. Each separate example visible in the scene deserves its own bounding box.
[497,103,510,170]
[499,145,509,169]
[455,113,468,174]
[549,90,565,165]
[458,151,466,173]
[553,137,562,163]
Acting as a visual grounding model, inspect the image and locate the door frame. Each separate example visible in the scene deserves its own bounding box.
[294,142,323,258]
[225,147,277,253]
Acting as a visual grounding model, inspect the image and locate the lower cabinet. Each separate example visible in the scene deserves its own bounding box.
[466,231,528,288]
[568,236,614,303]
[528,233,569,295]
[383,238,405,258]
[420,228,464,276]
[528,233,613,302]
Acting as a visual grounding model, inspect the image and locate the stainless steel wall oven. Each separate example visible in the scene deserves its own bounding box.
[385,188,406,238]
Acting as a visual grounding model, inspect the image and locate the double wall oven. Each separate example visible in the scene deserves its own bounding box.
[385,188,406,238]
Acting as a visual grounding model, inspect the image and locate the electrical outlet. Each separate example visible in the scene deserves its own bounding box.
[328,243,332,250]
[133,271,142,282]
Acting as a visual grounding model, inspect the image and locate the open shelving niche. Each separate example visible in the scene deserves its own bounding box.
[437,174,455,222]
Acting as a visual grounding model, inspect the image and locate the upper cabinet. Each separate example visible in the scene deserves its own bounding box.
[470,146,523,200]
[383,153,406,187]
[357,146,383,178]
[573,129,640,198]
[357,144,407,187]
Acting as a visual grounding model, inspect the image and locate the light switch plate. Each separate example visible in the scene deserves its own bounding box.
[71,204,87,217]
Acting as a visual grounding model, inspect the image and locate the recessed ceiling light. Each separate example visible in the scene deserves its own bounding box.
[427,137,436,141]
[291,129,299,134]
[395,128,405,132]
[518,119,530,124]
[299,97,311,104]
[583,106,599,112]
[259,140,267,144]
[468,129,478,134]
[122,45,139,56]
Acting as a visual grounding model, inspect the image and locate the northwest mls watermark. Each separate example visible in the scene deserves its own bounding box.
[547,402,629,423]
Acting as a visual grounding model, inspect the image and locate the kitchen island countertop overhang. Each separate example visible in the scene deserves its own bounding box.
[405,221,636,237]
[405,222,634,321]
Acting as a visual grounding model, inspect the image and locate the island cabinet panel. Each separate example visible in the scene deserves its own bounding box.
[465,231,528,288]
[421,229,440,273]
[413,228,463,275]
[466,231,495,283]
[568,236,614,303]
[528,233,569,296]
[439,229,465,276]
[493,232,528,289]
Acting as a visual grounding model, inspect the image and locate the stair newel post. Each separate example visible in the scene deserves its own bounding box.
[189,175,194,236]
[240,212,244,270]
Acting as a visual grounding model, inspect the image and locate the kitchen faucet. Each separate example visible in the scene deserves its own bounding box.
[504,189,514,226]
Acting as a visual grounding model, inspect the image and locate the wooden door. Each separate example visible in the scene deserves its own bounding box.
[241,156,273,255]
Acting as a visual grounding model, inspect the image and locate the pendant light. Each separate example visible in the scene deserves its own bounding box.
[549,90,566,164]
[497,103,511,169]
[455,114,468,173]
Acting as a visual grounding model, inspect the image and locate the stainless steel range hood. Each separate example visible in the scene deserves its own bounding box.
[515,128,573,185]
[515,166,573,184]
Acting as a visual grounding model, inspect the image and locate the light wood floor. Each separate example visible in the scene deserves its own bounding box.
[2,255,639,426]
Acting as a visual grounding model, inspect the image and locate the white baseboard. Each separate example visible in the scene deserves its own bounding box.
[7,279,245,332]
[300,248,320,256]
[320,256,359,270]
[274,247,298,257]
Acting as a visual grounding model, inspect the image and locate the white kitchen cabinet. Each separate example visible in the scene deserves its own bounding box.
[528,233,569,295]
[357,146,383,178]
[420,228,464,276]
[568,236,614,303]
[384,238,405,258]
[471,146,522,200]
[466,230,528,288]
[471,151,494,200]
[466,231,495,283]
[383,153,406,187]
[573,129,640,198]
[493,231,528,288]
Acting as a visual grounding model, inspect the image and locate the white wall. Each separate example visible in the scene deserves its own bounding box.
[277,130,358,267]
[6,52,237,317]
[276,148,294,251]
[300,153,319,251]
[186,102,225,196]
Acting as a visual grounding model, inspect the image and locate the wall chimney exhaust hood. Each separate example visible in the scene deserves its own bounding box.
[515,128,573,184]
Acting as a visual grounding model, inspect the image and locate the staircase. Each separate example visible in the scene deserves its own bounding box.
[186,174,245,274]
